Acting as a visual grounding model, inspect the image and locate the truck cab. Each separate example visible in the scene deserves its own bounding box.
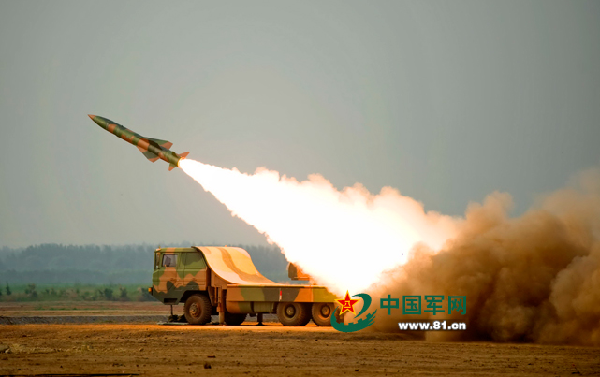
[152,247,210,303]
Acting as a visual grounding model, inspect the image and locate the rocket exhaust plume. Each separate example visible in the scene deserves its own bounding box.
[180,158,600,345]
[179,159,458,295]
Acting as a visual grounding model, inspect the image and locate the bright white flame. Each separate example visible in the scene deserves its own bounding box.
[180,159,459,295]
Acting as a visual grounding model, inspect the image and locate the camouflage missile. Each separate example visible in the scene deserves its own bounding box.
[87,114,189,171]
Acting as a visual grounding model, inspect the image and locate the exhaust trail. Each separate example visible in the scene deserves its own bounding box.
[179,159,458,295]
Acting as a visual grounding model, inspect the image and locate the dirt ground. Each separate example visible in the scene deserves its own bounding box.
[0,323,599,376]
[1,302,599,376]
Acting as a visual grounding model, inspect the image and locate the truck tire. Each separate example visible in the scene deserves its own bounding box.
[183,294,212,325]
[311,303,334,326]
[277,302,311,326]
[225,312,247,326]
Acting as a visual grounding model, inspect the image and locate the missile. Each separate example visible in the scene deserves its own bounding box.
[87,114,189,171]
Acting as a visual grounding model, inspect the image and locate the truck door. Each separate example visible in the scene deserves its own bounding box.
[182,252,207,290]
[152,252,183,302]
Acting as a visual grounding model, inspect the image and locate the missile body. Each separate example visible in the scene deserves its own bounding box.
[87,114,188,170]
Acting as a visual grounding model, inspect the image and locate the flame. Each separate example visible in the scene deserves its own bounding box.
[179,159,459,295]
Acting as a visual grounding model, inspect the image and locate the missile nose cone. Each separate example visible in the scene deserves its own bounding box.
[88,114,110,129]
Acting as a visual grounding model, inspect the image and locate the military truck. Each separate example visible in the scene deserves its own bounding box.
[149,246,337,326]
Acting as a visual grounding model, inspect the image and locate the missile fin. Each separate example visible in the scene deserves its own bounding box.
[148,138,173,150]
[168,164,177,171]
[179,152,189,159]
[142,150,160,162]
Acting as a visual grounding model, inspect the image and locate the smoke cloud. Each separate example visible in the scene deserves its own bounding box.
[180,158,600,345]
[370,168,600,345]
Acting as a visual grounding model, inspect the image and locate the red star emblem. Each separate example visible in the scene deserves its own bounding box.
[336,291,360,315]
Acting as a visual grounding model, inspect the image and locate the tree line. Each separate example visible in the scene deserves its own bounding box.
[0,282,155,302]
[0,243,289,284]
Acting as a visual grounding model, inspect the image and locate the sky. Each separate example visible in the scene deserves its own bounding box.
[0,1,598,248]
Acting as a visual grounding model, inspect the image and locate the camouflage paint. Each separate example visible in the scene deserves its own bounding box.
[151,247,207,304]
[226,284,336,302]
[87,114,189,170]
[198,246,273,284]
[150,246,336,314]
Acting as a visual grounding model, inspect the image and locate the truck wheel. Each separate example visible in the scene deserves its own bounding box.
[225,312,247,326]
[311,303,334,326]
[277,302,311,326]
[183,294,212,325]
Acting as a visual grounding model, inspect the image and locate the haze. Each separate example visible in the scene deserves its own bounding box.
[0,1,599,248]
